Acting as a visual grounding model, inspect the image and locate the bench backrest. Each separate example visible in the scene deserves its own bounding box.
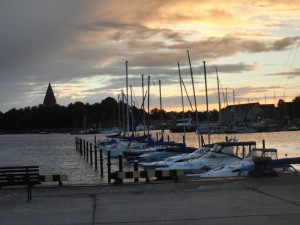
[0,166,40,186]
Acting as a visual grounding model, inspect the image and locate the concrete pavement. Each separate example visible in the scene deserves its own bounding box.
[0,174,300,225]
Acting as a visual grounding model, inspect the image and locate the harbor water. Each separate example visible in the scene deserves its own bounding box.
[0,131,299,185]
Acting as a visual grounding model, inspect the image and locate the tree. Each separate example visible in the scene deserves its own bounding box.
[293,96,300,103]
[277,99,285,107]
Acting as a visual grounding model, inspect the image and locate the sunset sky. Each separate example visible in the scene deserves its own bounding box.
[1,0,299,113]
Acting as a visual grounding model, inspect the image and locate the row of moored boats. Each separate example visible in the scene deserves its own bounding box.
[97,133,300,178]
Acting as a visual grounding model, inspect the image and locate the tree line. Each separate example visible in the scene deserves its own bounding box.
[0,97,218,133]
[0,96,299,133]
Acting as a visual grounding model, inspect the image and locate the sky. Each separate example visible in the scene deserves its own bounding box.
[0,0,299,113]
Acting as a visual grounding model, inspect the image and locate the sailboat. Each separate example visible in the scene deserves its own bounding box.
[70,113,99,135]
[169,62,197,133]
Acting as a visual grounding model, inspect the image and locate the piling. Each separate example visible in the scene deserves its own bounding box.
[80,139,83,156]
[78,137,80,151]
[75,137,78,151]
[262,140,265,148]
[90,143,93,166]
[100,149,104,177]
[117,154,123,184]
[118,154,123,172]
[94,144,98,170]
[86,142,89,162]
[83,140,86,159]
[107,151,111,184]
[134,160,139,183]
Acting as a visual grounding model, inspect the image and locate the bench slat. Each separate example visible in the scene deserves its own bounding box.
[0,166,40,202]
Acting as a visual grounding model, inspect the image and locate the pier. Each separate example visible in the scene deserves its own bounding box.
[0,134,299,224]
[0,174,299,224]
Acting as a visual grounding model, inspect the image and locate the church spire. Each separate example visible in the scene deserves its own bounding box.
[43,82,57,106]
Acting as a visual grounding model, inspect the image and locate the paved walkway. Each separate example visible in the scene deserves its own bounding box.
[1,175,300,225]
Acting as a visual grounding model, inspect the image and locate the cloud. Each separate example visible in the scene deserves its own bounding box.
[266,68,300,78]
[241,37,299,53]
[0,0,299,112]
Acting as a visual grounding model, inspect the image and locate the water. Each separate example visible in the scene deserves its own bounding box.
[0,131,299,184]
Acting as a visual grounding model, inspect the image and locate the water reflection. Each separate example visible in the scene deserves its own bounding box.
[0,131,299,184]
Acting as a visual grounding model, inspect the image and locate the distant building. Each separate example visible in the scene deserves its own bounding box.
[43,82,57,106]
[221,103,261,125]
[220,102,277,126]
[260,104,276,120]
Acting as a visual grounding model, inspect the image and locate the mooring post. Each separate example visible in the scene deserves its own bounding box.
[80,138,83,156]
[168,135,170,142]
[86,141,89,162]
[78,138,80,150]
[134,160,139,183]
[107,150,111,184]
[90,143,93,166]
[83,140,86,159]
[78,137,80,150]
[118,154,123,171]
[79,138,82,156]
[118,154,123,183]
[183,135,185,145]
[262,140,265,149]
[226,136,228,142]
[100,148,104,177]
[94,144,98,170]
[75,137,78,150]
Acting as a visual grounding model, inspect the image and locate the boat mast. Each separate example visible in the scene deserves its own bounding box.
[216,67,221,124]
[159,80,164,137]
[142,74,146,135]
[203,61,210,144]
[147,75,150,135]
[118,94,121,130]
[122,90,125,134]
[233,89,236,129]
[187,50,201,147]
[125,61,130,135]
[130,85,134,135]
[177,62,186,142]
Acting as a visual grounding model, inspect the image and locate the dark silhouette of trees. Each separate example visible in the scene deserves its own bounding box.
[293,96,300,103]
[0,95,299,133]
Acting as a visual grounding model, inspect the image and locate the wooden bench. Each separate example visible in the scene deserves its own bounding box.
[0,166,40,202]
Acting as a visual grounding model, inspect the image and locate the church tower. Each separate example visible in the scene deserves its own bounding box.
[43,82,57,106]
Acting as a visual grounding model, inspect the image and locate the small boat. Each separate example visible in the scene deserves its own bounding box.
[140,146,211,170]
[99,127,123,134]
[140,138,238,170]
[138,143,198,163]
[158,141,257,173]
[190,148,279,178]
[97,134,151,158]
[122,137,173,161]
[169,117,197,133]
[135,123,154,131]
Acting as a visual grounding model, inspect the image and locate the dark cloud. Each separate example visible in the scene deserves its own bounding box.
[266,68,300,78]
[0,1,299,112]
[241,37,298,52]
